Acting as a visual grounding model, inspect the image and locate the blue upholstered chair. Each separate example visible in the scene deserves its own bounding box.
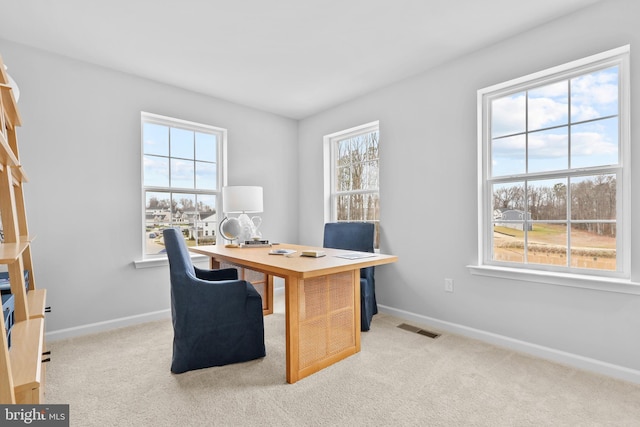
[163,228,265,374]
[323,222,377,331]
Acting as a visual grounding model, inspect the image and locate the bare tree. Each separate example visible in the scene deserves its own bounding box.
[494,175,615,236]
[336,131,379,222]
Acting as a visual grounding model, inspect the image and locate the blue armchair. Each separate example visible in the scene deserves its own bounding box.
[163,228,265,374]
[323,222,377,331]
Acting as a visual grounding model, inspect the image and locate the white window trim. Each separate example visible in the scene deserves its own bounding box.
[467,265,640,295]
[134,112,227,268]
[323,121,380,224]
[469,45,639,294]
[134,252,209,269]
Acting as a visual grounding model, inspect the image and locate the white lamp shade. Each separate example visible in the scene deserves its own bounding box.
[222,186,263,213]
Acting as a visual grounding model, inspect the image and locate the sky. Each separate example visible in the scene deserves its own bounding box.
[490,66,619,177]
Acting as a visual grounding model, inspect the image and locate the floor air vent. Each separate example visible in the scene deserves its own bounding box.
[397,323,440,339]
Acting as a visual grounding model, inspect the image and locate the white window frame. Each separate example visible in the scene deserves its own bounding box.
[469,46,640,294]
[139,112,227,261]
[323,121,380,247]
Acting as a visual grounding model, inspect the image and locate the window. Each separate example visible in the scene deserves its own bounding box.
[477,46,630,279]
[141,112,226,256]
[324,121,380,248]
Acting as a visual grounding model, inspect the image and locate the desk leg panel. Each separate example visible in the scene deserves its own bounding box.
[287,271,360,383]
[284,275,300,384]
[353,269,361,351]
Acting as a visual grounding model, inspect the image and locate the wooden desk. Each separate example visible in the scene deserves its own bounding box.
[189,243,397,383]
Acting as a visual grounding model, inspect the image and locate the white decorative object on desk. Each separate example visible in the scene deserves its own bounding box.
[221,186,264,246]
[219,216,242,247]
[251,216,262,239]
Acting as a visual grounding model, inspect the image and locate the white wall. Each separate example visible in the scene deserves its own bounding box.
[0,40,298,335]
[298,0,640,381]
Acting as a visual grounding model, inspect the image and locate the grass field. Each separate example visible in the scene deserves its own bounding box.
[493,224,616,270]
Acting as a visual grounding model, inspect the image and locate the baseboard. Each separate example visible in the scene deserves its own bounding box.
[378,304,640,385]
[46,309,171,341]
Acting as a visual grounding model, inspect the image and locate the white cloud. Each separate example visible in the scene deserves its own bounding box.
[571,68,618,121]
[528,132,567,158]
[491,93,525,136]
[528,97,567,130]
[572,131,617,156]
[492,68,618,135]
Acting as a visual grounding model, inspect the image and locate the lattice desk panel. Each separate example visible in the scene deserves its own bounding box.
[298,271,355,370]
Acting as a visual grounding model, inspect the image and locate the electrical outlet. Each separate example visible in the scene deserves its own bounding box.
[444,278,454,293]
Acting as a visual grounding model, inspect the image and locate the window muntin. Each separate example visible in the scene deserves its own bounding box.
[142,112,226,256]
[325,122,380,248]
[479,47,629,278]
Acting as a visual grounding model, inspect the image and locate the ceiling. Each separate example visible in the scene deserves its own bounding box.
[0,0,600,119]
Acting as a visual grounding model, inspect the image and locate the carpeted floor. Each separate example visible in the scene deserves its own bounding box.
[45,295,640,426]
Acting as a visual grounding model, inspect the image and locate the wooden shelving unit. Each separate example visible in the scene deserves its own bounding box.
[0,54,47,404]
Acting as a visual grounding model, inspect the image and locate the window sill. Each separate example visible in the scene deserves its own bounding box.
[134,254,209,269]
[467,265,640,295]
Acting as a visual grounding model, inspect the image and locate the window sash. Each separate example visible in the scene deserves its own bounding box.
[328,123,379,222]
[477,46,630,279]
[141,112,227,257]
[323,121,380,249]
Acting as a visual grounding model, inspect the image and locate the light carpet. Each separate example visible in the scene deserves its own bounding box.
[45,295,640,426]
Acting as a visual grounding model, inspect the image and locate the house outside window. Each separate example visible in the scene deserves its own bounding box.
[141,112,226,256]
[324,121,380,248]
[477,46,630,279]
